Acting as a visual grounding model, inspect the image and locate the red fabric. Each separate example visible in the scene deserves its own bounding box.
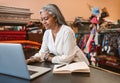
[0,35,26,40]
[0,31,26,40]
[89,39,98,53]
[0,31,41,49]
[0,31,26,35]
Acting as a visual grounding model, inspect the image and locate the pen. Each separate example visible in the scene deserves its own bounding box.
[56,64,66,69]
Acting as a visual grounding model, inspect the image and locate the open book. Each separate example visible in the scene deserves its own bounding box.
[53,61,90,74]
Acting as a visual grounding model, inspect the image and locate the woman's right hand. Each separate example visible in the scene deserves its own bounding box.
[26,57,41,64]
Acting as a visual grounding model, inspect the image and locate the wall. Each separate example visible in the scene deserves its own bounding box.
[0,0,120,22]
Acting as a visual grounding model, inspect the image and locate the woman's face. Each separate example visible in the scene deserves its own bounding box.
[40,11,57,30]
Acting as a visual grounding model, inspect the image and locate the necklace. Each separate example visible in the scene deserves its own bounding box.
[52,25,61,41]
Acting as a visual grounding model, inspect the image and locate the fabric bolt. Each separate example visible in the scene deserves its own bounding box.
[90,17,98,24]
[91,7,100,16]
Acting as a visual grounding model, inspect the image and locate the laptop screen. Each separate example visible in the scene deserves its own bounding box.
[0,43,30,79]
[0,43,51,80]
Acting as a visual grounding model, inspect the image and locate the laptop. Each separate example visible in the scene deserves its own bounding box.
[0,43,51,80]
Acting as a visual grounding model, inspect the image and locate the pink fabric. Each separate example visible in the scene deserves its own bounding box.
[90,17,98,24]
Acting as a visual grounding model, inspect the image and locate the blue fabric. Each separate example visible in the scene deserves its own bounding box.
[75,33,79,39]
[92,7,100,16]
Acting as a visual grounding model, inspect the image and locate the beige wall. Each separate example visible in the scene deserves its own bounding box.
[0,0,120,22]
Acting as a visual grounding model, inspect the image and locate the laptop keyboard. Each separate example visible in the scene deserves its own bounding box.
[29,70,38,75]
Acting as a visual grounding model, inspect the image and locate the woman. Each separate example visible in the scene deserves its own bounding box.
[26,4,89,65]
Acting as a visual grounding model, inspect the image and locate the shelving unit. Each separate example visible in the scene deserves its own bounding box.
[96,28,120,73]
[0,5,31,41]
[0,6,42,58]
[73,17,120,73]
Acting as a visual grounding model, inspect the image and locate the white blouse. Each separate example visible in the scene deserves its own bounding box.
[34,25,89,65]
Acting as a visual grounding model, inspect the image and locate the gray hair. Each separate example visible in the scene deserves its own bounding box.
[40,4,67,25]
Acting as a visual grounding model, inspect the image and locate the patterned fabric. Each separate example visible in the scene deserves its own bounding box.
[118,36,120,57]
[78,34,89,50]
[102,32,120,57]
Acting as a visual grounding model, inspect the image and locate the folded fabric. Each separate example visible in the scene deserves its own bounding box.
[90,17,98,24]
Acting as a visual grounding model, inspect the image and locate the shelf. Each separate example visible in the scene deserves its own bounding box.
[100,28,120,33]
[78,28,120,34]
[0,5,32,25]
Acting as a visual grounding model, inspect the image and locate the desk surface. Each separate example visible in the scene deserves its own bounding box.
[0,62,120,83]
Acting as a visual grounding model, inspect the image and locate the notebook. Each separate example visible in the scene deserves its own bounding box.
[53,61,90,74]
[0,43,51,80]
